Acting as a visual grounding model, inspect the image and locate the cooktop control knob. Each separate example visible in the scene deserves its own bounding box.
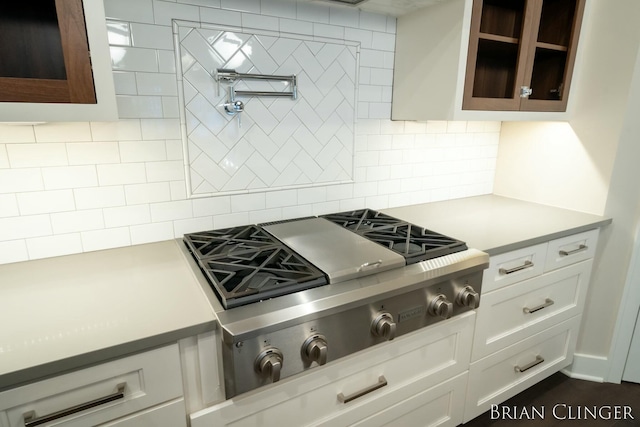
[371,312,396,341]
[302,334,328,365]
[255,348,284,383]
[428,294,453,319]
[456,285,480,308]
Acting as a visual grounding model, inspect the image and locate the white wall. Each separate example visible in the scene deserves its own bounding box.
[493,0,640,362]
[0,0,501,265]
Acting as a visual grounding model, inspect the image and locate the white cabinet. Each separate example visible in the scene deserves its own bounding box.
[190,312,475,427]
[463,229,599,422]
[0,0,117,122]
[0,344,186,427]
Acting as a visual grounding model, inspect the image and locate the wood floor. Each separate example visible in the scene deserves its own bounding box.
[462,373,640,426]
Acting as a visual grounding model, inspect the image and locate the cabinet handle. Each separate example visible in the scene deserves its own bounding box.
[559,244,587,256]
[515,355,544,373]
[337,376,387,404]
[523,298,555,314]
[499,260,533,275]
[23,383,126,427]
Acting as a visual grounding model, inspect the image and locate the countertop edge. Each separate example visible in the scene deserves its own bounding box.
[483,218,613,255]
[0,320,217,392]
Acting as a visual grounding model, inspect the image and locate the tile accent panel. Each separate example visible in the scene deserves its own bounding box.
[0,0,500,264]
[176,23,357,195]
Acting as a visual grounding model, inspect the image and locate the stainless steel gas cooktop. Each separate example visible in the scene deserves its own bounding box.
[181,208,488,398]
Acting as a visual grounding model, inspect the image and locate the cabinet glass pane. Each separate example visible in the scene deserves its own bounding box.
[480,0,525,39]
[472,39,518,99]
[538,0,577,47]
[529,48,567,100]
[0,2,66,80]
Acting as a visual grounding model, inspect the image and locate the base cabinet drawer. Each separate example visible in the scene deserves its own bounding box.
[190,313,475,427]
[464,316,580,423]
[325,372,468,427]
[482,243,548,293]
[472,261,592,360]
[0,344,183,427]
[96,399,186,427]
[544,229,599,272]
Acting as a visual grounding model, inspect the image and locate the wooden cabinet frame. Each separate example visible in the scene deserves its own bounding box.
[463,0,585,112]
[0,0,96,104]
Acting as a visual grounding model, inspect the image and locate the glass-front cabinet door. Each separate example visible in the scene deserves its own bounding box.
[463,0,585,112]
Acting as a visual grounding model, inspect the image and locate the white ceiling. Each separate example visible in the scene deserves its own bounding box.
[294,0,446,17]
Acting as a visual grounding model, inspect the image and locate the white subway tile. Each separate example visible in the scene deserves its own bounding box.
[0,215,52,241]
[231,193,266,212]
[42,166,98,190]
[104,0,154,23]
[359,85,383,102]
[74,186,126,210]
[81,227,132,252]
[166,140,184,161]
[173,216,214,237]
[369,68,393,85]
[213,212,249,229]
[33,122,92,143]
[170,180,187,200]
[179,0,220,6]
[141,119,181,140]
[1,175,36,204]
[119,141,167,163]
[17,190,75,215]
[130,23,174,50]
[117,95,164,119]
[162,97,180,119]
[51,209,104,234]
[359,11,387,32]
[0,194,19,218]
[386,16,397,33]
[447,121,468,133]
[135,72,178,96]
[297,2,329,23]
[312,201,340,215]
[279,18,313,35]
[339,197,365,211]
[249,208,283,224]
[26,233,83,260]
[0,124,35,143]
[0,240,29,264]
[261,0,296,18]
[97,163,147,186]
[113,71,138,95]
[104,204,151,227]
[425,120,448,134]
[192,196,232,217]
[153,0,200,25]
[314,23,344,39]
[242,12,279,30]
[107,20,131,46]
[90,120,142,141]
[66,142,121,165]
[359,49,386,68]
[371,31,395,51]
[282,204,313,219]
[404,121,427,134]
[344,28,372,48]
[222,0,260,13]
[158,50,177,74]
[125,182,172,204]
[6,143,68,168]
[0,145,9,168]
[265,189,297,208]
[110,46,159,72]
[297,187,326,204]
[130,221,175,245]
[150,200,193,222]
[199,8,242,26]
[329,7,359,28]
[146,160,185,182]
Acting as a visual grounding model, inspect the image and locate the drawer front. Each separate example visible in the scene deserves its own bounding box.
[544,229,599,272]
[190,313,475,427]
[464,316,580,423]
[473,260,592,361]
[335,372,468,427]
[483,243,548,293]
[96,399,186,427]
[0,344,183,427]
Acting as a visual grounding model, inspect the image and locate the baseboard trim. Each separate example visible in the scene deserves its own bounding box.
[562,353,608,383]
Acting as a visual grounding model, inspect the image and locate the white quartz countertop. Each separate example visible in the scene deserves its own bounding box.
[383,195,611,255]
[0,240,216,390]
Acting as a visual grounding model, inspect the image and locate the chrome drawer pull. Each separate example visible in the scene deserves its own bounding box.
[338,376,387,403]
[515,355,544,373]
[559,244,587,256]
[523,298,555,314]
[499,260,533,275]
[23,383,126,427]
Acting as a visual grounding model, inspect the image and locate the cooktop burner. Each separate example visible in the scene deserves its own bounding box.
[322,209,467,264]
[184,225,327,308]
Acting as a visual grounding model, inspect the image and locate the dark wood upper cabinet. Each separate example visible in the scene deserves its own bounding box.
[463,0,585,112]
[0,0,97,104]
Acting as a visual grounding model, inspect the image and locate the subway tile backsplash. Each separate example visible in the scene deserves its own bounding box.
[0,0,500,264]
